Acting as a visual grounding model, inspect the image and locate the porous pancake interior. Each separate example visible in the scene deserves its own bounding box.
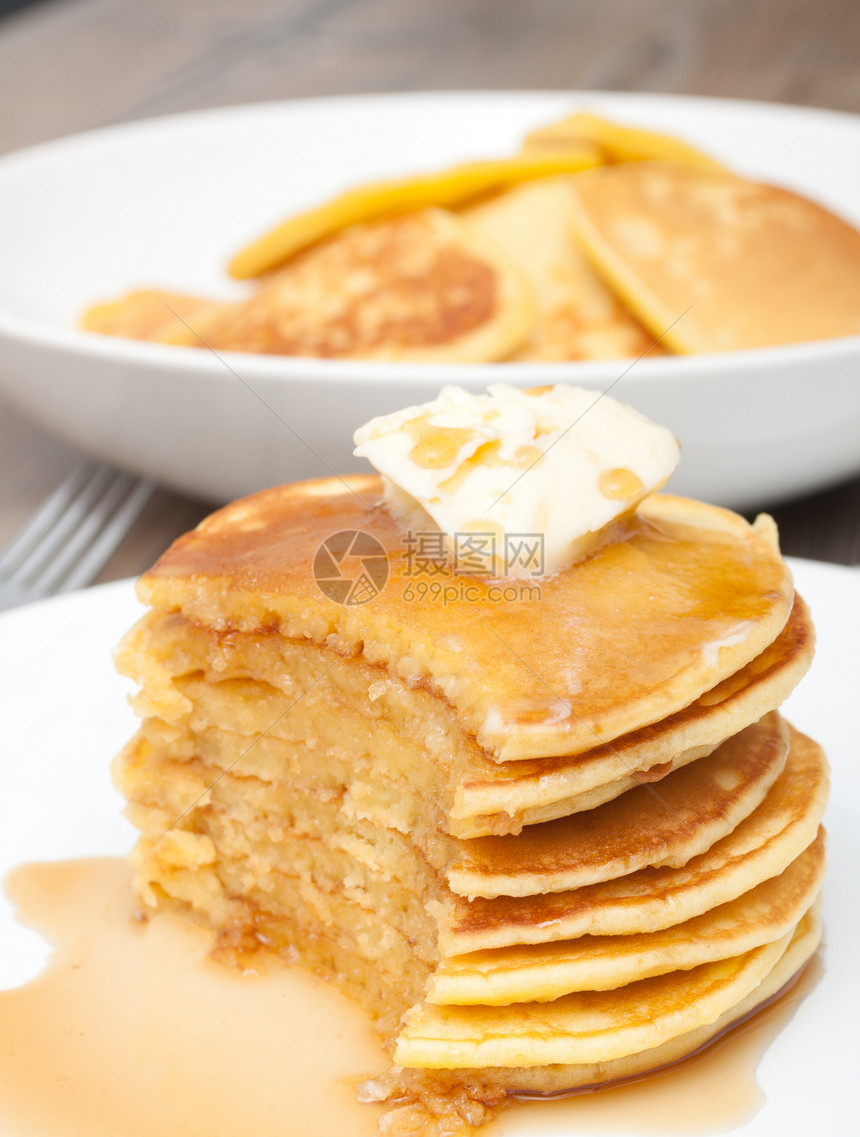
[566,161,860,351]
[138,477,794,762]
[463,178,663,361]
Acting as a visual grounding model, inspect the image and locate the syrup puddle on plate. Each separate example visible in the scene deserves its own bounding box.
[0,857,820,1137]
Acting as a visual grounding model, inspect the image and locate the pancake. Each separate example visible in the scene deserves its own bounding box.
[441,727,828,954]
[169,208,533,362]
[430,832,824,1004]
[138,477,793,762]
[447,713,789,898]
[566,161,860,351]
[381,901,821,1101]
[396,926,796,1068]
[80,289,226,342]
[463,178,664,361]
[114,592,812,845]
[454,594,814,834]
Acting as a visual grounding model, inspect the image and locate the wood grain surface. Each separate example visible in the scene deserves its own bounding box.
[1,0,858,578]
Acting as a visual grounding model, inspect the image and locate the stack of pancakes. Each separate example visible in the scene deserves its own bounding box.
[113,478,827,1109]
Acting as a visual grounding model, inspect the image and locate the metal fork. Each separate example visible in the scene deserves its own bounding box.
[0,459,156,612]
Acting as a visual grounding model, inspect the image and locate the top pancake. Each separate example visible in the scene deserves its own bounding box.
[139,476,793,762]
[566,162,860,352]
[463,178,663,361]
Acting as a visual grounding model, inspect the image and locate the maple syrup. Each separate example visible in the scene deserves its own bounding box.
[0,857,820,1137]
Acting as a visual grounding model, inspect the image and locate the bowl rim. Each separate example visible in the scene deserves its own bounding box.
[2,312,858,390]
[2,88,860,389]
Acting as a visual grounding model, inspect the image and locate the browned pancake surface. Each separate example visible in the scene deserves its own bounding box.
[455,594,813,833]
[139,478,793,762]
[568,161,860,351]
[432,832,824,1004]
[174,209,530,361]
[441,726,828,953]
[447,713,788,898]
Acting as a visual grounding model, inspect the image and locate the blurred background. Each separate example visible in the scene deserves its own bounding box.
[1,0,858,581]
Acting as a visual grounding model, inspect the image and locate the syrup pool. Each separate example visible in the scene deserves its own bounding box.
[0,857,820,1137]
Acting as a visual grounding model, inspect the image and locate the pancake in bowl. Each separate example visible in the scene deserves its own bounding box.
[566,161,860,352]
[80,289,227,343]
[85,208,533,363]
[112,385,828,1131]
[462,178,663,361]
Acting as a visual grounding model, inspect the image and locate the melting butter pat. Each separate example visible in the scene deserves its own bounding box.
[353,384,680,576]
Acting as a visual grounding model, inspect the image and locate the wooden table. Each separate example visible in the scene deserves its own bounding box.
[1,0,859,579]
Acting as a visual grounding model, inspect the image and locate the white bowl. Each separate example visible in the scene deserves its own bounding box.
[0,91,859,508]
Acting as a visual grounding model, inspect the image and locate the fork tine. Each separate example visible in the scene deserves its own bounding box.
[0,459,100,578]
[56,476,156,593]
[35,470,146,594]
[9,463,117,587]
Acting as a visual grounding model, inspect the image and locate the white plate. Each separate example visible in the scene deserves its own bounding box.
[0,558,857,1134]
[0,92,860,509]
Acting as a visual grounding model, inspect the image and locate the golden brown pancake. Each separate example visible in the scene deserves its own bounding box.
[567,161,860,351]
[440,727,828,954]
[431,832,824,1004]
[80,289,225,343]
[454,594,814,835]
[463,178,664,361]
[396,925,796,1068]
[398,902,821,1097]
[80,210,532,362]
[172,208,532,361]
[138,477,794,762]
[447,713,788,898]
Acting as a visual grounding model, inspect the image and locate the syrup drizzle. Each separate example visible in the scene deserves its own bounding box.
[0,858,820,1137]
